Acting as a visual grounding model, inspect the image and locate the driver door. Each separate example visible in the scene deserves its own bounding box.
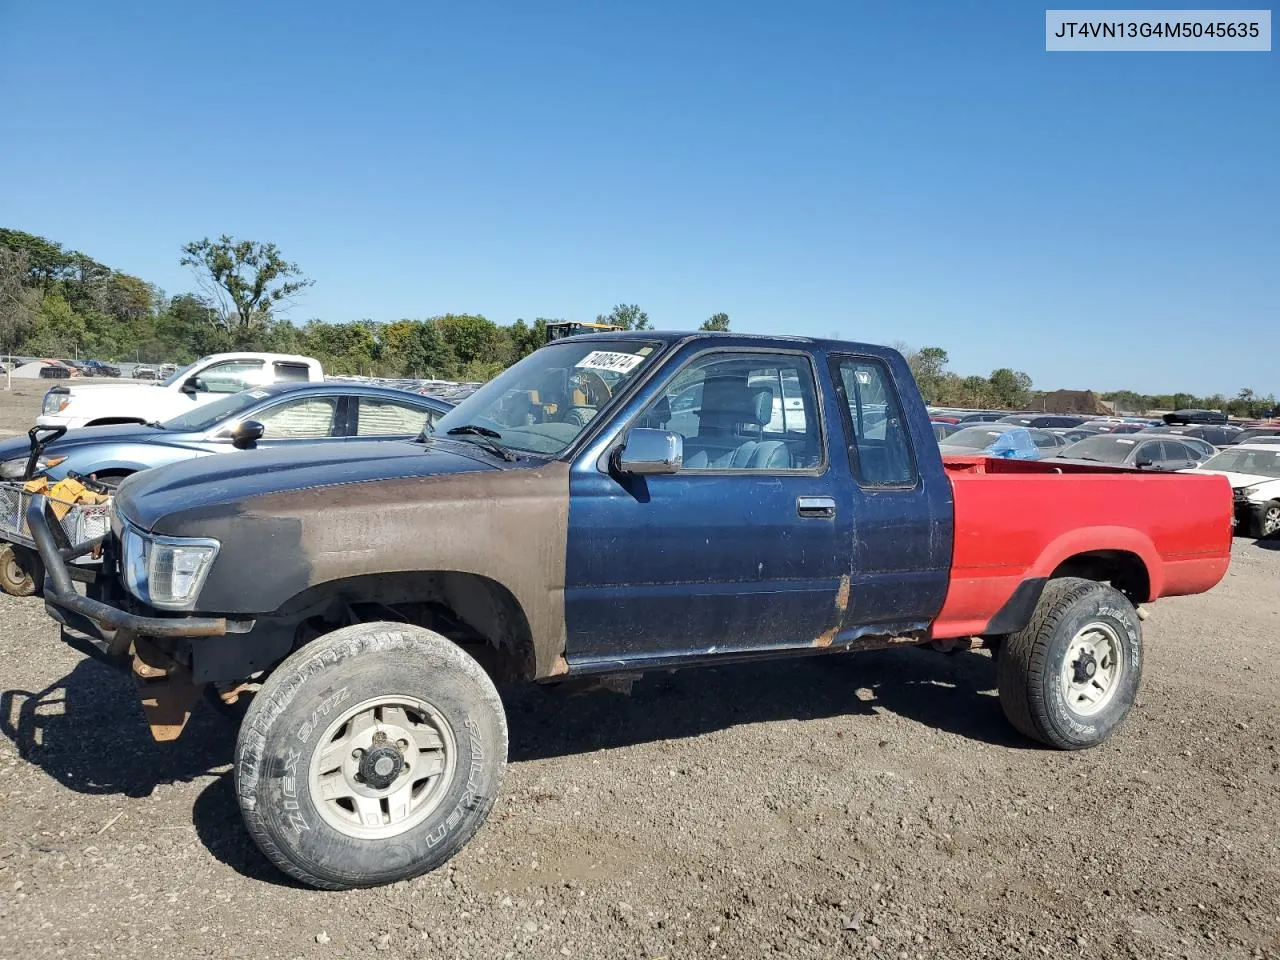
[564,348,851,663]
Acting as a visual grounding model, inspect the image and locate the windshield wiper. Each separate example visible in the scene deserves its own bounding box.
[446,425,517,462]
[144,420,167,429]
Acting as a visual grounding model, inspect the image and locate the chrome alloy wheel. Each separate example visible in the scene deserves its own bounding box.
[1061,622,1125,717]
[308,696,457,840]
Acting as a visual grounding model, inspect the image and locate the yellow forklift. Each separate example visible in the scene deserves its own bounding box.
[544,321,622,343]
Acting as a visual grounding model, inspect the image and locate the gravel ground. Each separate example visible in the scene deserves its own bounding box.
[0,386,46,438]
[0,395,1277,959]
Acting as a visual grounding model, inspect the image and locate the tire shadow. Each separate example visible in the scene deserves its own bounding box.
[0,656,234,798]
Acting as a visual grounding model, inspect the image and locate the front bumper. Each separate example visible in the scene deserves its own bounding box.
[28,495,260,740]
[26,495,232,660]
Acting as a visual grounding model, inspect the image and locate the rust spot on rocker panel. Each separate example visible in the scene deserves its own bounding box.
[813,574,852,648]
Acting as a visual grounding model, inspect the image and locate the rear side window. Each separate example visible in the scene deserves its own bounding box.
[830,357,917,487]
[356,397,434,436]
[273,361,312,383]
[1145,440,1169,462]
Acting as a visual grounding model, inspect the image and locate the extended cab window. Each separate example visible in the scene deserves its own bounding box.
[273,361,311,383]
[831,357,916,487]
[356,397,434,436]
[641,352,823,471]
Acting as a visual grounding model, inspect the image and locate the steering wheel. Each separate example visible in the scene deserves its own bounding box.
[569,369,611,408]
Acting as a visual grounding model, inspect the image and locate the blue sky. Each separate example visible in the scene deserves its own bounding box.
[1,1,1275,394]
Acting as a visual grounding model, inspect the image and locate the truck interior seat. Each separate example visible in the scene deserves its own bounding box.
[683,380,790,470]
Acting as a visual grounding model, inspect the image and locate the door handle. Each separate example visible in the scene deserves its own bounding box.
[797,496,836,519]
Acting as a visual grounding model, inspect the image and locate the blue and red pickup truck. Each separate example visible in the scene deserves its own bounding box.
[27,331,1232,889]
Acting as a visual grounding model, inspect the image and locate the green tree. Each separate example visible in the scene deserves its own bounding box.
[507,318,548,360]
[0,246,40,352]
[988,368,1033,408]
[180,235,314,330]
[22,293,89,356]
[898,344,950,403]
[597,303,651,330]
[300,319,377,374]
[106,273,155,321]
[700,312,730,332]
[436,313,502,365]
[0,228,75,290]
[403,320,457,379]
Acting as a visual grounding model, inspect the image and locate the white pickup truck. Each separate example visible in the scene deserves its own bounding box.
[37,353,324,429]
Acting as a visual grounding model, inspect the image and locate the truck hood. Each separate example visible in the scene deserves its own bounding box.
[59,382,163,400]
[114,438,509,533]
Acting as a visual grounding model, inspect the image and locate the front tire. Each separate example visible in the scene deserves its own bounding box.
[234,623,508,890]
[997,578,1142,750]
[1252,501,1280,539]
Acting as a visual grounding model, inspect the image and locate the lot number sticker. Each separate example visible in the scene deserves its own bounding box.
[576,351,644,374]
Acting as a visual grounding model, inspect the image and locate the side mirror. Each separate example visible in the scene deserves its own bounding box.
[231,420,265,450]
[181,375,204,394]
[616,428,682,475]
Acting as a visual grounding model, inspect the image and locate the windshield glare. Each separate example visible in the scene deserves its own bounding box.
[432,340,662,455]
[159,359,201,387]
[161,389,270,431]
[1059,436,1135,462]
[1201,448,1280,479]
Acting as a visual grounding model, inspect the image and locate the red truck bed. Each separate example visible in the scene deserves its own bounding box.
[932,456,1234,639]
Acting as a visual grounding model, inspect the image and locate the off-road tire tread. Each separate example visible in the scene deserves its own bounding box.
[234,622,507,890]
[997,577,1113,747]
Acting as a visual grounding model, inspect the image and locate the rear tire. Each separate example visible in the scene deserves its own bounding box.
[0,544,36,597]
[234,622,508,890]
[997,578,1142,750]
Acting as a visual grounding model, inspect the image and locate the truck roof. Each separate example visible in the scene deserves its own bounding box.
[555,329,896,354]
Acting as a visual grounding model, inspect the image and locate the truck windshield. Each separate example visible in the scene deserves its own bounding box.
[431,340,662,456]
[161,389,274,431]
[1200,448,1280,479]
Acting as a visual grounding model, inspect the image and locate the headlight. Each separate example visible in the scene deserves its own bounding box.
[120,524,219,610]
[42,391,70,416]
[0,455,65,480]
